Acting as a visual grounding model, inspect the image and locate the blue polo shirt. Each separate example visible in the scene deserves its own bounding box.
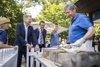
[68,13,92,43]
[0,30,7,44]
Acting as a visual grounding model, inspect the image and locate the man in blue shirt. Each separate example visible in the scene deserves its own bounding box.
[64,2,95,47]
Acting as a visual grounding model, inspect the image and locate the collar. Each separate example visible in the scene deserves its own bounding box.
[24,22,29,28]
[39,27,44,31]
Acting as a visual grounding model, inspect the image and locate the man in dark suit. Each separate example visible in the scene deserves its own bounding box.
[14,15,39,67]
[35,21,47,51]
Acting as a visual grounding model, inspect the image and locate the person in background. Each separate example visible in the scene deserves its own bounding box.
[45,40,50,48]
[93,36,100,52]
[0,17,16,48]
[14,15,39,67]
[66,36,70,44]
[35,21,47,51]
[61,39,65,44]
[58,38,62,45]
[64,2,95,51]
[50,24,59,47]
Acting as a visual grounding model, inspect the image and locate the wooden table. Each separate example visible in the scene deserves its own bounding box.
[42,48,100,67]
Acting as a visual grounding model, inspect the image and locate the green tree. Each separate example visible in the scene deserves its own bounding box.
[0,0,24,45]
[94,24,100,37]
[32,0,78,4]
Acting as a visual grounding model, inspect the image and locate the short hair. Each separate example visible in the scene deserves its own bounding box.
[39,21,45,25]
[64,1,77,11]
[23,14,32,20]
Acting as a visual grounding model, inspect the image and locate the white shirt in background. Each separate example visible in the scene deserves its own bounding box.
[24,23,29,42]
[38,28,44,44]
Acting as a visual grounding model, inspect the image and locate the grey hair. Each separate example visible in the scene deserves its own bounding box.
[23,14,32,20]
[64,1,77,11]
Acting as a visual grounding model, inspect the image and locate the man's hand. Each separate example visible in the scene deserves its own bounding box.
[13,46,18,50]
[71,38,85,47]
[34,45,39,52]
[26,44,33,49]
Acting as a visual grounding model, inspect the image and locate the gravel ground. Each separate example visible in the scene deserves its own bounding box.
[21,56,26,67]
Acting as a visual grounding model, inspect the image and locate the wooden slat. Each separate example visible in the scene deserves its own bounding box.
[34,55,62,67]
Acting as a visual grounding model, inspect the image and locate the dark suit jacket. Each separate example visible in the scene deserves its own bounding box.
[14,23,38,51]
[34,28,46,46]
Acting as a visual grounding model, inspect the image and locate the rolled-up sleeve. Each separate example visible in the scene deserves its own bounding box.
[79,16,92,30]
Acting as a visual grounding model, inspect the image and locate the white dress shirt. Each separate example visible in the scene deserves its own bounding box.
[38,28,44,44]
[24,23,29,42]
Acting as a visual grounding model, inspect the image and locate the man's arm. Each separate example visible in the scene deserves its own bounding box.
[0,42,14,48]
[79,17,95,40]
[32,28,38,46]
[32,28,39,51]
[83,26,95,40]
[72,26,95,46]
[50,28,55,35]
[45,30,47,38]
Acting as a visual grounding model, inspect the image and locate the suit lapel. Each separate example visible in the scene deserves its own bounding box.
[37,28,39,38]
[27,26,30,40]
[22,23,25,39]
[43,29,45,37]
[42,29,44,36]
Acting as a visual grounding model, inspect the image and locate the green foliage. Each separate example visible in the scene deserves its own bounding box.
[0,0,24,45]
[35,3,70,39]
[94,24,100,37]
[18,0,33,8]
[32,0,78,4]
